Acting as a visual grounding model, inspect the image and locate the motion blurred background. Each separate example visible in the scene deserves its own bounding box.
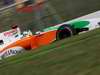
[0,0,100,33]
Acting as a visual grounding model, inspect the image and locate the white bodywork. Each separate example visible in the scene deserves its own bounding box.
[0,27,32,59]
[0,28,22,50]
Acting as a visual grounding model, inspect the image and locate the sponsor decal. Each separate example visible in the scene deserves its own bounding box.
[1,46,24,59]
[4,29,18,37]
[2,49,21,58]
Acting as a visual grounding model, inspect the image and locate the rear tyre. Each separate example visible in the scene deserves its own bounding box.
[56,24,77,40]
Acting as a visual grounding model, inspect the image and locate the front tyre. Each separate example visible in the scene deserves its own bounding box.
[56,24,77,40]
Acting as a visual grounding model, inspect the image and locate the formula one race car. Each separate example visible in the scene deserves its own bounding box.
[0,11,100,60]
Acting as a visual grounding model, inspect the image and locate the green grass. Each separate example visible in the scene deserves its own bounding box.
[0,28,100,75]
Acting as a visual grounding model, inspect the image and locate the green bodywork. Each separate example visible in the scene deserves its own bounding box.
[71,21,90,28]
[43,20,90,32]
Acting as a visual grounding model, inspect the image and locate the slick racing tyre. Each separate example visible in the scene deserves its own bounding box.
[56,24,77,40]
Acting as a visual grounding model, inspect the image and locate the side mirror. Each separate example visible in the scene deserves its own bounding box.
[35,31,42,35]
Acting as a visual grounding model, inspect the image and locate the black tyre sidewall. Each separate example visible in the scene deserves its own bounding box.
[56,24,76,40]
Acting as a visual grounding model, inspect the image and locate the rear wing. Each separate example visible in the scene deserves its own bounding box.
[0,27,21,44]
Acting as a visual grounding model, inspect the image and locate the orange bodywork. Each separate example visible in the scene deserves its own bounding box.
[1,30,57,52]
